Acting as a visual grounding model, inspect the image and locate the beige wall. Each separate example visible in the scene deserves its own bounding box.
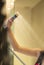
[31,0,44,49]
[15,0,44,49]
[15,7,32,24]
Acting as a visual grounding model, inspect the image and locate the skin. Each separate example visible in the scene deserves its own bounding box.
[6,16,42,57]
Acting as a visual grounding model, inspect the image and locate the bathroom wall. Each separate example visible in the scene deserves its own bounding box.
[31,0,44,49]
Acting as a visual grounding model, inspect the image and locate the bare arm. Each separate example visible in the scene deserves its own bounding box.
[6,15,42,57]
[8,30,42,57]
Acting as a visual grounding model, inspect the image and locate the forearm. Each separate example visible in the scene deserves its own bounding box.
[8,29,42,57]
[4,14,42,57]
[8,29,20,50]
[17,47,42,57]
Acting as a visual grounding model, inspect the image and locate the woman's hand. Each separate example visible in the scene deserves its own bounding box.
[3,14,18,29]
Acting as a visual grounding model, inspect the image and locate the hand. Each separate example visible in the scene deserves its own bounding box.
[7,19,13,29]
